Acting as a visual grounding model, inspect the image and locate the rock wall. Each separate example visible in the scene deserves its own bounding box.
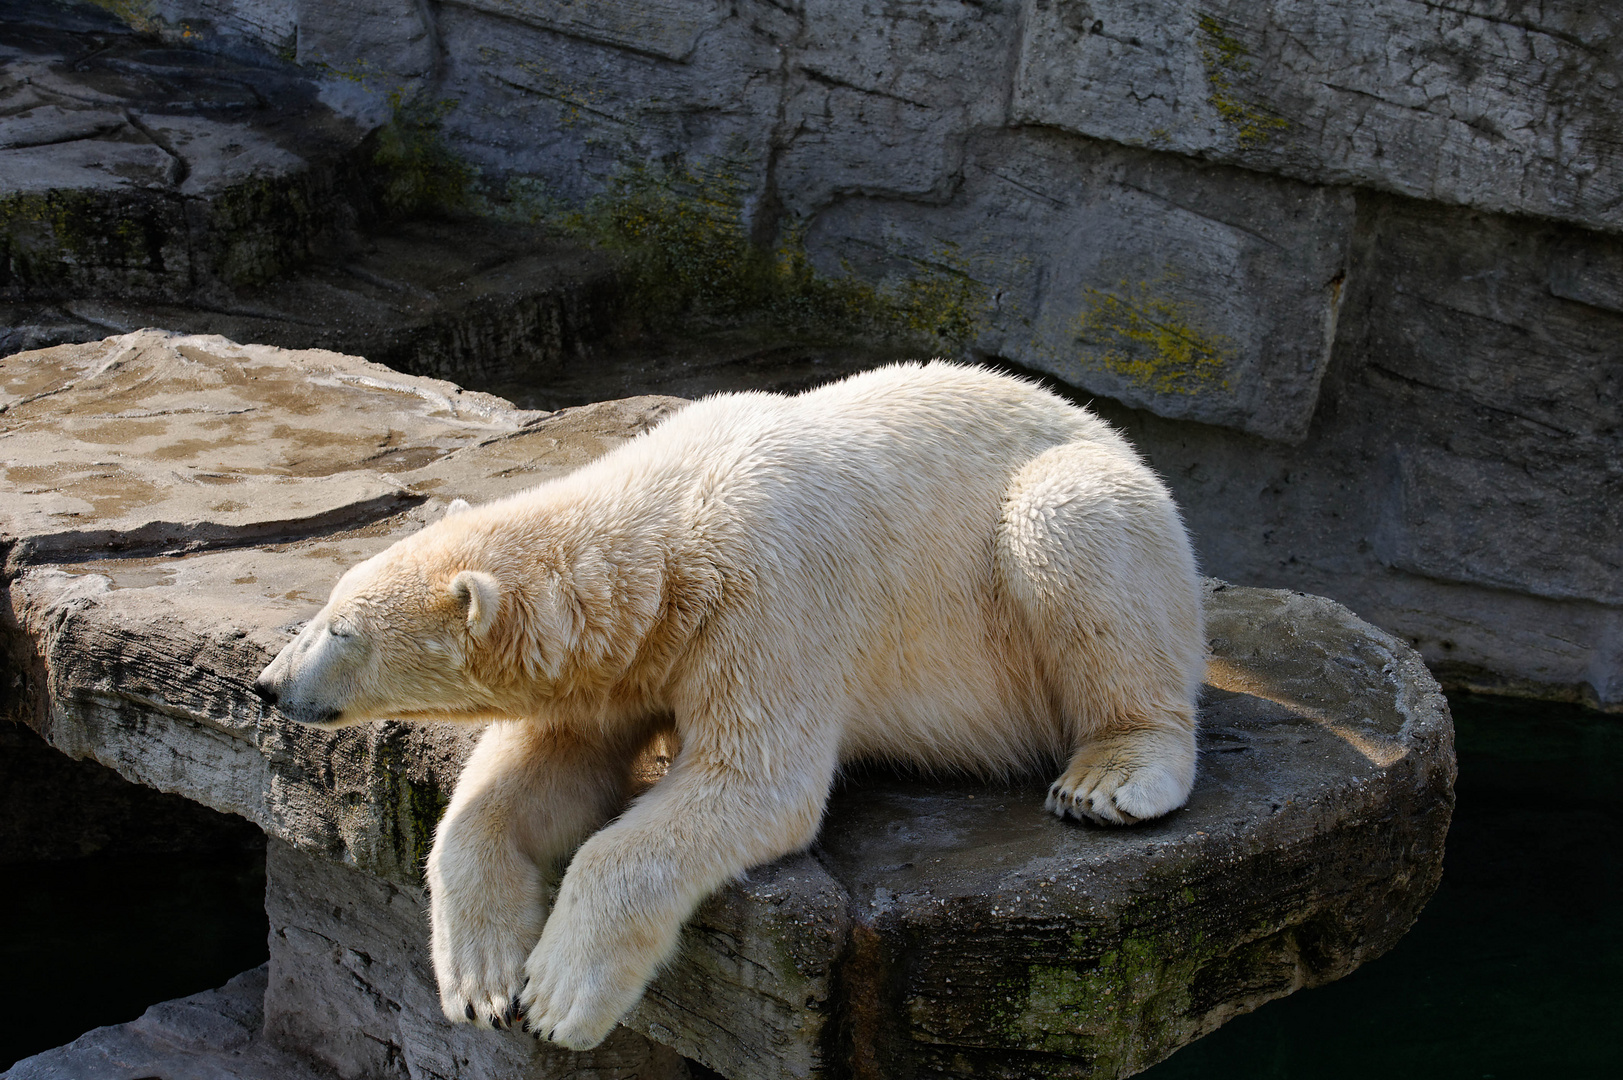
[19,0,1623,706]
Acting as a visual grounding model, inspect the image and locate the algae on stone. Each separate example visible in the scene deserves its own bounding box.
[551,161,988,349]
[370,91,475,218]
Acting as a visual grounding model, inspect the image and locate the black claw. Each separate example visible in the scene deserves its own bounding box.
[490,1014,503,1029]
[547,1028,557,1042]
[509,994,523,1021]
[465,1002,477,1021]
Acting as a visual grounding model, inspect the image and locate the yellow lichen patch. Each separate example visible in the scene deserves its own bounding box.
[1196,13,1289,149]
[1073,278,1233,396]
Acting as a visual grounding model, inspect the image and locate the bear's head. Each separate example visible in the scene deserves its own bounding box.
[253,499,587,728]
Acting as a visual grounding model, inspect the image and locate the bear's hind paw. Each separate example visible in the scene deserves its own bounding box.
[1047,735,1193,825]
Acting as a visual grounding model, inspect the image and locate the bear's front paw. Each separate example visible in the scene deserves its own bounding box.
[434,918,538,1031]
[1047,733,1193,825]
[434,941,529,1032]
[518,915,654,1050]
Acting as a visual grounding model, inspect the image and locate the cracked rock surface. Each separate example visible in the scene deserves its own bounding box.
[2,333,1455,1079]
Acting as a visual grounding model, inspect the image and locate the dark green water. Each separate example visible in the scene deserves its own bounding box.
[1142,694,1622,1080]
[1,695,1617,1075]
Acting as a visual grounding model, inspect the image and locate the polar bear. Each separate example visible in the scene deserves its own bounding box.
[253,362,1204,1050]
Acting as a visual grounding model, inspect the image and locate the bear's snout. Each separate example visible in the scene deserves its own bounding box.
[252,675,279,706]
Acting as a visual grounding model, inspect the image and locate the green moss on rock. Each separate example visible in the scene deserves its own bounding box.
[370,91,474,218]
[0,189,184,297]
[547,162,988,349]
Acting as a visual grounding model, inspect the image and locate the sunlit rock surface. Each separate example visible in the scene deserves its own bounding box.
[2,334,1454,1079]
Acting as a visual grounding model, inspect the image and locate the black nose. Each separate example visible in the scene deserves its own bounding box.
[252,678,278,706]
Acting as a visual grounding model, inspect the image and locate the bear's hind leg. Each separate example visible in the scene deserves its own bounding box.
[996,440,1205,826]
[429,721,643,1029]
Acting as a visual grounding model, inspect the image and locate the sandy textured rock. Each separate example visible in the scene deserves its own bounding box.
[2,334,1454,1078]
[2,331,685,882]
[0,330,543,568]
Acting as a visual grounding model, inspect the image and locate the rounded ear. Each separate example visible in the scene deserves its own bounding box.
[445,498,473,517]
[449,570,501,638]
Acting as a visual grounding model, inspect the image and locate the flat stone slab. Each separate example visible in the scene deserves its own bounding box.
[0,329,548,567]
[1,334,1454,1079]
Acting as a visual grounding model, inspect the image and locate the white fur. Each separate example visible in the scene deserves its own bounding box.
[254,363,1205,1048]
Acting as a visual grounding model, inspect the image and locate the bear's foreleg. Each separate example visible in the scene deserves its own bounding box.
[428,721,640,1029]
[518,731,837,1049]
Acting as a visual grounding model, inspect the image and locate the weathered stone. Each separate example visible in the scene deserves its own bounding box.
[0,0,370,302]
[148,1,300,57]
[775,0,1013,213]
[1013,1,1623,233]
[806,128,1354,442]
[807,582,1452,1078]
[1,218,625,392]
[1089,191,1623,709]
[431,0,780,206]
[0,330,543,568]
[2,966,335,1080]
[628,853,852,1080]
[294,0,437,79]
[264,841,690,1080]
[450,0,730,62]
[1,331,685,881]
[3,334,1453,1078]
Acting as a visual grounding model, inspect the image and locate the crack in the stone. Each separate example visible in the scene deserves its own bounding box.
[9,491,429,570]
[1410,0,1603,55]
[798,65,934,112]
[1117,179,1288,251]
[122,110,190,188]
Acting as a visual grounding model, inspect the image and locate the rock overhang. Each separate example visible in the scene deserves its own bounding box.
[0,332,1454,1080]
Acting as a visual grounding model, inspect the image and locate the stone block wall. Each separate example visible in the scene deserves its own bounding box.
[77,0,1622,706]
